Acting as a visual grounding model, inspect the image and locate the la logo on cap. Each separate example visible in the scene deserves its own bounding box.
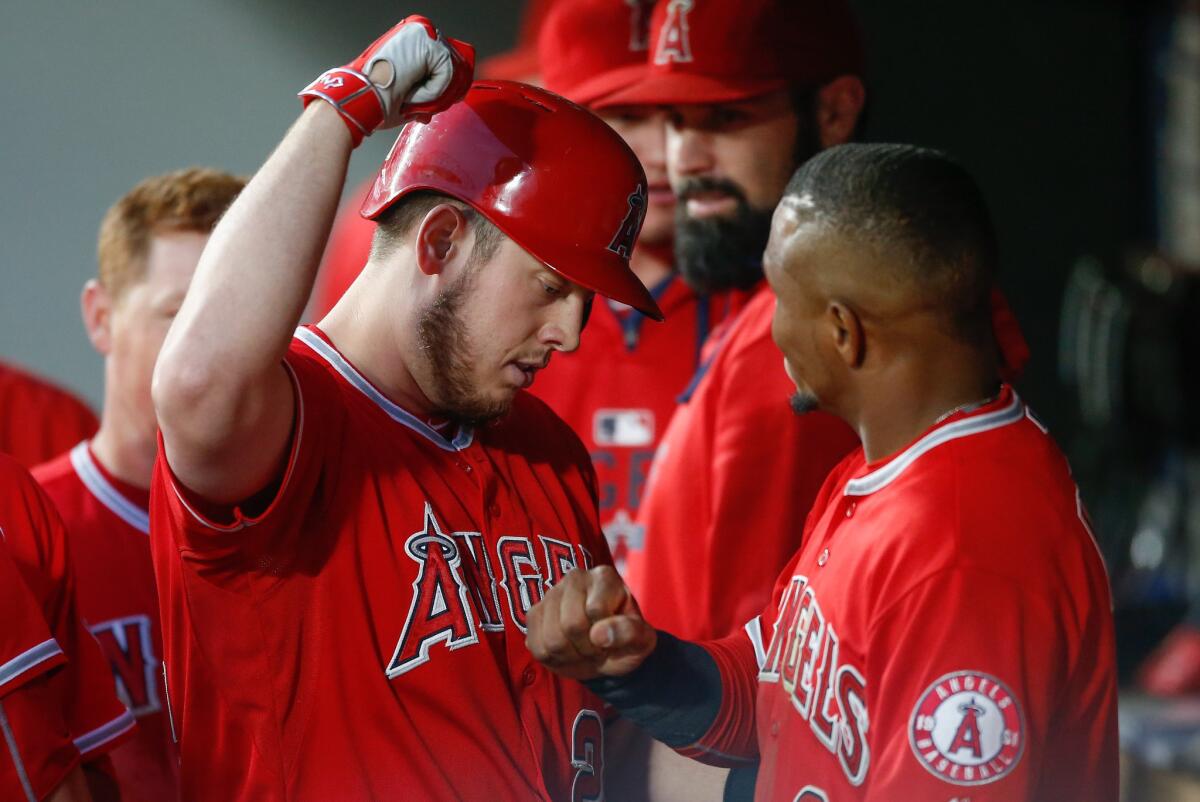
[626,0,654,52]
[654,0,694,64]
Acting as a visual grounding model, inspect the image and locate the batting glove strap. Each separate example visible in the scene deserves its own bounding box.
[299,68,385,147]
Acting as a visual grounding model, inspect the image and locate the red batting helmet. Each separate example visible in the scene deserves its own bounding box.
[362,80,662,321]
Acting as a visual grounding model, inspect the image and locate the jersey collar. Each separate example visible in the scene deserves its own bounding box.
[294,326,475,452]
[843,386,1025,497]
[69,441,150,533]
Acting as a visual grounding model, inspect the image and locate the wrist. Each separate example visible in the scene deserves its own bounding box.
[583,631,723,748]
[298,68,383,148]
[301,100,356,152]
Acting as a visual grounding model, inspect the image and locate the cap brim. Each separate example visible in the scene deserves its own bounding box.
[597,70,787,108]
[556,64,648,108]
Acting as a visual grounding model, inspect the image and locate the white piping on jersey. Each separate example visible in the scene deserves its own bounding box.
[294,327,475,452]
[844,392,1025,497]
[744,616,766,671]
[681,742,759,765]
[0,639,63,690]
[0,703,38,802]
[73,707,136,757]
[69,441,150,534]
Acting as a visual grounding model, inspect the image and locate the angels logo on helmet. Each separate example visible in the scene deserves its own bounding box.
[607,185,646,259]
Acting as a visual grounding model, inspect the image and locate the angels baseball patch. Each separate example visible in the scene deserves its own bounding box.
[908,670,1024,786]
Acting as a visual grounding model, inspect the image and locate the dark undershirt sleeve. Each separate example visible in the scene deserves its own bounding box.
[723,764,759,801]
[583,631,723,748]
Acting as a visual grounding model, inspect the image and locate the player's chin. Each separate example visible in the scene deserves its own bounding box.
[469,383,519,421]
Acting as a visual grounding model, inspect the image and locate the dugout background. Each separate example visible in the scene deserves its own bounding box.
[0,0,1134,447]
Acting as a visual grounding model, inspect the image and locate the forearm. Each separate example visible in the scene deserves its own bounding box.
[158,102,350,402]
[153,103,350,497]
[585,631,761,767]
[584,632,724,748]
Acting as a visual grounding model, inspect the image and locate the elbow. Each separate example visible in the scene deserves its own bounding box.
[152,351,219,438]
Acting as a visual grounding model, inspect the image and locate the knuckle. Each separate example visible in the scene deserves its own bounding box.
[542,630,568,655]
[562,614,589,641]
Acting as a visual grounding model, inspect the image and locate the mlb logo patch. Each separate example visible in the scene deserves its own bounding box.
[594,409,655,447]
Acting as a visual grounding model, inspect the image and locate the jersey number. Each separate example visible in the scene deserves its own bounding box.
[571,709,605,802]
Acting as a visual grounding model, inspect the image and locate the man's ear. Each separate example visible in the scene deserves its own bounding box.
[814,75,866,149]
[81,279,113,356]
[827,299,865,369]
[414,204,471,277]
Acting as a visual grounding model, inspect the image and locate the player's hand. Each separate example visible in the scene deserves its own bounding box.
[299,15,475,146]
[526,566,657,681]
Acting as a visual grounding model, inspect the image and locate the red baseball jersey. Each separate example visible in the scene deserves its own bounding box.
[150,325,615,801]
[34,443,179,801]
[0,529,78,802]
[0,361,98,469]
[532,276,750,571]
[689,387,1119,801]
[0,454,135,800]
[626,285,859,639]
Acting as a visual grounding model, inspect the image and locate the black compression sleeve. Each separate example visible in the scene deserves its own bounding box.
[582,631,722,747]
[723,763,759,801]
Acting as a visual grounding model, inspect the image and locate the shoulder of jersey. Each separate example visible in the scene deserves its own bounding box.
[0,362,94,416]
[720,286,777,357]
[30,448,77,489]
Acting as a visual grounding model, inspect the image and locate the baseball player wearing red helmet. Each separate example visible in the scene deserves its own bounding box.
[526,144,1119,802]
[33,168,245,802]
[532,0,749,574]
[307,0,557,322]
[149,16,658,801]
[0,454,136,801]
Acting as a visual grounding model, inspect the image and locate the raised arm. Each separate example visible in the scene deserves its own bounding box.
[152,16,473,503]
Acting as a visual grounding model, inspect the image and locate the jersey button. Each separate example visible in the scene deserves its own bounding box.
[817,548,830,567]
[489,503,501,516]
[521,666,537,686]
[845,501,856,518]
[769,720,780,737]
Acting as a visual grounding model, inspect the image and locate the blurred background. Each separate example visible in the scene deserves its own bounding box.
[1,0,1197,798]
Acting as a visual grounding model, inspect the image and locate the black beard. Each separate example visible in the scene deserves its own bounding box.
[789,391,820,416]
[674,177,774,294]
[416,270,510,427]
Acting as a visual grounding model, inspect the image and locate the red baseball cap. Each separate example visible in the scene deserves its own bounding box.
[600,0,864,107]
[538,0,656,107]
[479,0,559,82]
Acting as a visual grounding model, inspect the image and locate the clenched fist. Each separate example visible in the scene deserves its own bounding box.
[299,15,474,146]
[526,566,657,680]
